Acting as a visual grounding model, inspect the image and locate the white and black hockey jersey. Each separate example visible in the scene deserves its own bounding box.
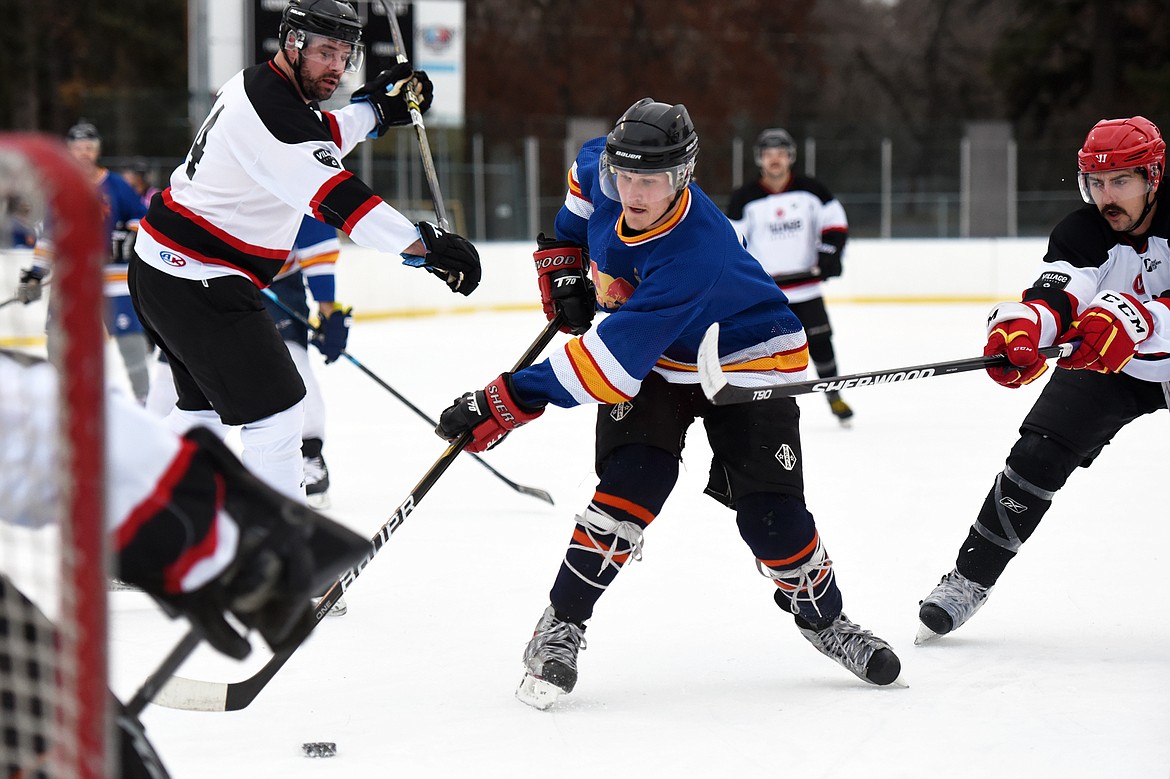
[1024,185,1170,383]
[726,175,848,304]
[136,60,417,287]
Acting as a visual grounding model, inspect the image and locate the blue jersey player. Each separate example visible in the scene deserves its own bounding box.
[437,98,902,709]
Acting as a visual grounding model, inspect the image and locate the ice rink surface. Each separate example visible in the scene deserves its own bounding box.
[109,302,1169,778]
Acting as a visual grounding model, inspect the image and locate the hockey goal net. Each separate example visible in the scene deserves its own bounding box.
[0,135,108,778]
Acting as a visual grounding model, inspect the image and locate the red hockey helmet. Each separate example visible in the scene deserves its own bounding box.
[1077,116,1165,203]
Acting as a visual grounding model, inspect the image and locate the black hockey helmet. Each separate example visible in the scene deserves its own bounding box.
[605,98,699,170]
[280,0,363,45]
[66,121,101,144]
[754,127,796,165]
[600,98,699,201]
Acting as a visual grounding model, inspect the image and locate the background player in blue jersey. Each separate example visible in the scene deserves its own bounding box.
[437,98,902,709]
[916,116,1170,645]
[15,122,152,402]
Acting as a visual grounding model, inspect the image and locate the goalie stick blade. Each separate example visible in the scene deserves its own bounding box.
[697,325,1075,406]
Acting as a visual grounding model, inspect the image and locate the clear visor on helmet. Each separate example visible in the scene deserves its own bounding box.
[1077,165,1157,204]
[599,151,694,202]
[293,30,364,73]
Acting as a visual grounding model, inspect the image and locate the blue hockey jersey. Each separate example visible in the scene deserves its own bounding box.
[511,137,809,409]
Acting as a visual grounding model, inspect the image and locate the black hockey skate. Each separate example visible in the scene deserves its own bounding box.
[302,437,331,510]
[916,569,992,645]
[826,391,854,426]
[516,605,587,710]
[796,613,902,686]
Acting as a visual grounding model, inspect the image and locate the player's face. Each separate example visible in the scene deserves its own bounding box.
[615,170,678,231]
[66,139,100,169]
[295,37,353,101]
[1084,168,1154,232]
[759,147,792,179]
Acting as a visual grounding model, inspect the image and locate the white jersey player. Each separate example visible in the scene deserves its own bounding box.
[129,0,480,499]
[726,128,854,424]
[917,116,1170,644]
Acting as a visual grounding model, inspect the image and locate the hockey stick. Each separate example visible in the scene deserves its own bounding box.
[772,269,822,286]
[697,322,1075,405]
[126,630,204,717]
[377,0,450,231]
[149,315,564,712]
[261,288,553,504]
[0,280,50,310]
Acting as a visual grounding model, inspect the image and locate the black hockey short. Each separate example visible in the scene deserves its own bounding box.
[129,259,305,425]
[787,297,832,339]
[595,371,804,508]
[263,271,310,349]
[1020,367,1167,465]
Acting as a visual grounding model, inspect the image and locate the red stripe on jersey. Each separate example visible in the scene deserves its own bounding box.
[139,218,264,287]
[340,195,381,233]
[310,171,354,220]
[323,111,343,148]
[161,189,288,260]
[163,472,227,594]
[115,439,198,553]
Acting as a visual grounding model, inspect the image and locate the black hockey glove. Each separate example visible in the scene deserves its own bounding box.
[132,428,367,660]
[816,243,842,279]
[533,233,596,335]
[350,63,434,138]
[312,305,353,364]
[111,224,137,263]
[403,221,482,296]
[16,266,47,304]
[435,373,545,453]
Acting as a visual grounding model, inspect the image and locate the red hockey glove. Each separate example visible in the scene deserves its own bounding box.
[435,373,545,453]
[984,301,1049,388]
[1059,291,1155,373]
[533,233,596,335]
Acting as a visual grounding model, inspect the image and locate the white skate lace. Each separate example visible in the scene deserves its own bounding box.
[803,615,886,674]
[303,456,327,486]
[759,539,835,619]
[524,610,586,672]
[925,571,990,627]
[564,506,645,587]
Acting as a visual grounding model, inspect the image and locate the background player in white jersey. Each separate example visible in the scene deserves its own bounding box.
[437,98,902,710]
[129,0,481,499]
[726,128,854,424]
[916,116,1170,643]
[0,349,367,777]
[16,122,153,402]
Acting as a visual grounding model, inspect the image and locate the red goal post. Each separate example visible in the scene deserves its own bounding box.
[0,134,109,778]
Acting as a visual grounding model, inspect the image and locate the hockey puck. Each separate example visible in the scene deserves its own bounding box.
[301,742,337,758]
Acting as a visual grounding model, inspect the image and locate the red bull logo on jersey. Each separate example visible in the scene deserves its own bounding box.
[591,261,635,310]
